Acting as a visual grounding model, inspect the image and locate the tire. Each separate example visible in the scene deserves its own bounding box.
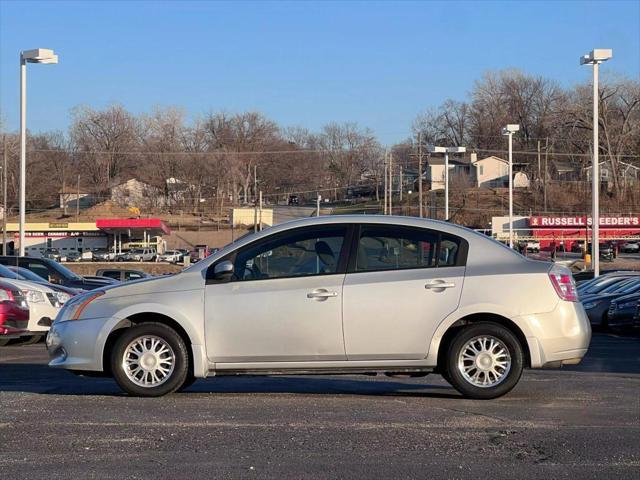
[177,374,197,392]
[0,338,11,347]
[111,322,189,397]
[444,322,524,400]
[20,335,44,345]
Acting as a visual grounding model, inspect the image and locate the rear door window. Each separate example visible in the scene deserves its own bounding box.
[352,225,465,273]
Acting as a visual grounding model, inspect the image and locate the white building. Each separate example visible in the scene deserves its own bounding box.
[110,178,163,208]
[425,157,470,190]
[472,156,509,188]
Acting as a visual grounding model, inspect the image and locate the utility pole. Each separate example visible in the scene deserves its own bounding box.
[316,193,321,217]
[62,178,68,216]
[253,165,257,204]
[388,152,393,215]
[543,137,549,213]
[258,190,263,231]
[418,133,423,218]
[2,137,6,253]
[76,174,80,222]
[537,140,541,181]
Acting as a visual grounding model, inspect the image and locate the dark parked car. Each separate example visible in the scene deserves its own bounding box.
[577,272,640,295]
[608,293,640,328]
[574,269,636,284]
[0,256,113,291]
[5,266,84,297]
[581,277,640,327]
[41,248,62,262]
[96,269,150,282]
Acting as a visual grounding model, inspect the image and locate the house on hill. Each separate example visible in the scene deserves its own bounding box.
[425,157,471,190]
[59,187,97,210]
[110,178,163,208]
[472,156,509,188]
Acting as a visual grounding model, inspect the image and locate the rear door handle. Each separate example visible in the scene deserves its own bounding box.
[425,280,456,290]
[307,289,338,300]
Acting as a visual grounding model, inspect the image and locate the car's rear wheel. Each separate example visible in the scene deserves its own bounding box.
[444,323,524,400]
[111,323,189,397]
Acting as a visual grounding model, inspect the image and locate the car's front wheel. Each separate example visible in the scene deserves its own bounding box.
[444,323,524,400]
[111,323,189,397]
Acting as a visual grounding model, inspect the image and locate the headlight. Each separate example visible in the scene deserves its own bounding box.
[619,301,638,310]
[55,291,105,323]
[582,301,601,310]
[56,292,71,305]
[25,290,45,304]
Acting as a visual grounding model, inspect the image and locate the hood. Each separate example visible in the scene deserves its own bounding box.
[0,278,56,293]
[98,269,203,300]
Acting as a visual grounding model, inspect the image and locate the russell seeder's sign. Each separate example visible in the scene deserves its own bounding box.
[529,216,640,228]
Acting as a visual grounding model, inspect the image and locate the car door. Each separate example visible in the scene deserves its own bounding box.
[342,224,467,360]
[204,224,350,363]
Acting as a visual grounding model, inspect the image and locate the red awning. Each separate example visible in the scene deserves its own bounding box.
[96,218,171,235]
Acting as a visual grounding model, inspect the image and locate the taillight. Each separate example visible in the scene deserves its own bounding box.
[549,268,578,302]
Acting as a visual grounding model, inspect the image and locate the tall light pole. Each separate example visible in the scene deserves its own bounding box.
[428,145,466,220]
[502,124,520,248]
[581,48,612,278]
[19,48,58,256]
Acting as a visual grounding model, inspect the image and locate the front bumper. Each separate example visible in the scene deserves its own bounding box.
[608,307,638,328]
[517,301,592,368]
[27,302,60,335]
[46,317,114,371]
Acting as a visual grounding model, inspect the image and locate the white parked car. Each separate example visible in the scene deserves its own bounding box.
[47,216,591,399]
[620,242,639,253]
[156,250,183,263]
[1,276,65,341]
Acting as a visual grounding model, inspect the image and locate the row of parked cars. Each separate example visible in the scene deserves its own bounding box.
[576,271,640,329]
[0,256,156,345]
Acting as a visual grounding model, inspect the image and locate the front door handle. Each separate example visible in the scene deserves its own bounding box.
[425,280,456,290]
[307,289,338,301]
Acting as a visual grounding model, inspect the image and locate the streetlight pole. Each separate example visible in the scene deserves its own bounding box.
[444,151,449,220]
[18,48,58,256]
[19,55,26,256]
[418,133,423,218]
[581,49,612,278]
[502,124,520,249]
[428,145,466,222]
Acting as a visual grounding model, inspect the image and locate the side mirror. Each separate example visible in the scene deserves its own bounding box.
[213,260,234,280]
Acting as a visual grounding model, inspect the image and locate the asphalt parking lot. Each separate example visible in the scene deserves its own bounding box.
[1,333,639,479]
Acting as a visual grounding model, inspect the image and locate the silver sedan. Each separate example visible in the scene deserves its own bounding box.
[46,215,591,399]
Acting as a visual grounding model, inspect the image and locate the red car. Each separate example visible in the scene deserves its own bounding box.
[0,280,29,340]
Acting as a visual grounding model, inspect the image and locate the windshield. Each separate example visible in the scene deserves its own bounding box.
[44,259,83,280]
[582,277,628,294]
[10,266,46,283]
[0,263,23,280]
[618,281,640,294]
[601,278,636,294]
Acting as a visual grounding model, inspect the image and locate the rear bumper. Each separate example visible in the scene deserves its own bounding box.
[0,303,30,337]
[516,301,592,368]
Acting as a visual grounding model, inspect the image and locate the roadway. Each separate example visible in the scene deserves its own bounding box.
[0,333,638,479]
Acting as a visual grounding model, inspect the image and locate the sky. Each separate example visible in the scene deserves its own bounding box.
[0,0,638,145]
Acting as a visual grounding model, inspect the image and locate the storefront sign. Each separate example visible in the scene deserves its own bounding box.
[529,216,640,228]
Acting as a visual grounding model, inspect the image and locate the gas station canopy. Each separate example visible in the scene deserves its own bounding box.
[95,218,171,236]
